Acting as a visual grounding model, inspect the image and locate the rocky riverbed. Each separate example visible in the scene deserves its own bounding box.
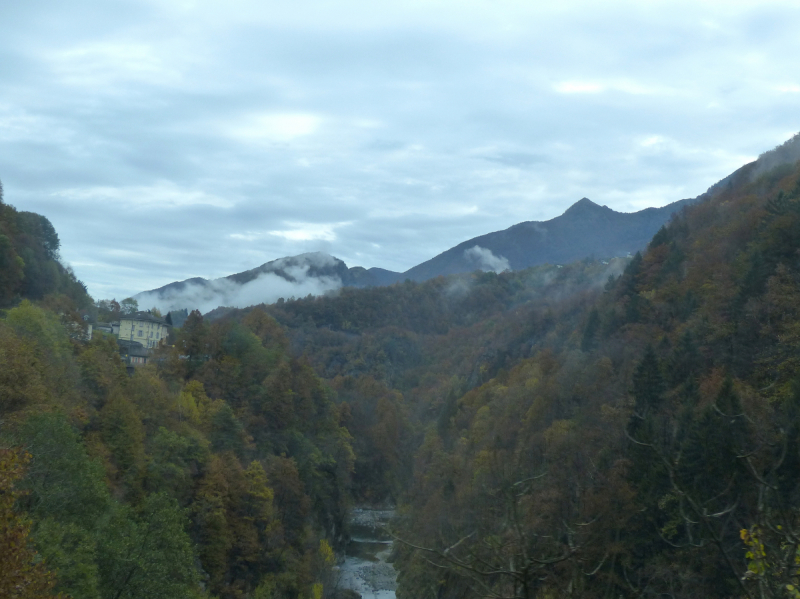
[335,508,397,599]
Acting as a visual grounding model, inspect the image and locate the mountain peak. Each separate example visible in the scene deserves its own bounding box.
[563,198,607,216]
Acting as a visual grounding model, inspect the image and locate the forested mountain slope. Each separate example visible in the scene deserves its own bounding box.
[395,196,693,283]
[386,141,800,598]
[0,179,356,599]
[5,133,800,599]
[1,300,353,599]
[0,180,91,309]
[216,135,800,598]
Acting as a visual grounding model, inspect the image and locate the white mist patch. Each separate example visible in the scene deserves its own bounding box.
[443,277,472,298]
[136,266,342,314]
[752,132,800,180]
[464,245,510,273]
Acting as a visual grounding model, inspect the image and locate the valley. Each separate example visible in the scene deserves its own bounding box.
[2,133,800,598]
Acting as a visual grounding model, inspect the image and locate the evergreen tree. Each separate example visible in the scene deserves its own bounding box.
[631,345,665,421]
[580,308,600,352]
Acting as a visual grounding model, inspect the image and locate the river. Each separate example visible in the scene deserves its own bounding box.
[336,508,397,599]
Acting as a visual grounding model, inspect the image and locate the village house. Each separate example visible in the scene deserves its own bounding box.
[118,310,170,349]
[117,339,150,369]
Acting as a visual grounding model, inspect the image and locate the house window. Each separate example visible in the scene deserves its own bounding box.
[138,330,143,337]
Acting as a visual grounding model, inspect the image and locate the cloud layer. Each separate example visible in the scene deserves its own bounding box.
[135,252,345,313]
[135,268,342,315]
[0,0,799,299]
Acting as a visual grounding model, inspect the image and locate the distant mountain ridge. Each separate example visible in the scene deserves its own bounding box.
[136,197,695,310]
[134,252,371,305]
[381,197,694,284]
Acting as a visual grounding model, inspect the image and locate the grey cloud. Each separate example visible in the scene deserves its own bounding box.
[1,1,799,300]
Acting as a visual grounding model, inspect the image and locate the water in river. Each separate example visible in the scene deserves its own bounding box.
[336,508,397,599]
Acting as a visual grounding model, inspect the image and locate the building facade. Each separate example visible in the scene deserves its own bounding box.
[118,311,170,349]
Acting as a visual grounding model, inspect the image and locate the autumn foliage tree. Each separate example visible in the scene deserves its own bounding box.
[0,448,62,599]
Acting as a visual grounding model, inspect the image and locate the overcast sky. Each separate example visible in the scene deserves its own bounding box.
[1,0,799,300]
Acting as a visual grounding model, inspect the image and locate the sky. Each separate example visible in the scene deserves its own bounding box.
[1,0,799,301]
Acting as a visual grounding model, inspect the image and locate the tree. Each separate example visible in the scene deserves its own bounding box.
[11,415,107,598]
[16,412,111,529]
[242,307,289,354]
[179,310,208,375]
[120,298,138,315]
[737,378,800,599]
[78,335,127,404]
[146,427,209,504]
[394,473,583,599]
[97,493,199,599]
[0,231,25,305]
[624,376,754,598]
[580,308,600,352]
[630,345,665,420]
[33,518,101,599]
[0,325,49,415]
[0,448,63,599]
[17,212,60,261]
[209,402,247,457]
[99,397,146,497]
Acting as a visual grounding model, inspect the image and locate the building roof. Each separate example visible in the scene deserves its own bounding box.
[120,311,170,326]
[117,338,149,357]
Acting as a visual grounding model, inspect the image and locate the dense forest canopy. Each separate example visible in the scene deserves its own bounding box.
[0,297,353,599]
[2,135,800,599]
[215,143,800,598]
[0,181,353,599]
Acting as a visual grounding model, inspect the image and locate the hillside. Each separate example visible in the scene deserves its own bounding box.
[0,180,91,310]
[388,196,694,283]
[386,137,800,599]
[3,134,800,599]
[211,133,800,598]
[0,189,355,599]
[134,252,378,313]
